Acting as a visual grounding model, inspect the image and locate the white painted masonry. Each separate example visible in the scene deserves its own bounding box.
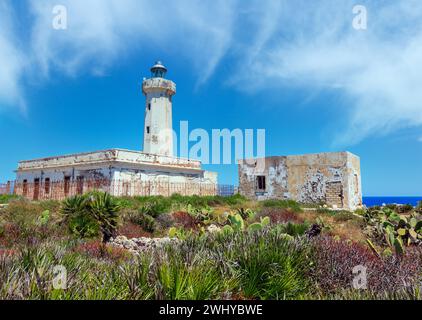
[142,62,176,157]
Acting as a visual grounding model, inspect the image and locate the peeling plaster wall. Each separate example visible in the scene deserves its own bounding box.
[16,166,112,183]
[15,148,218,198]
[238,152,362,210]
[238,157,289,200]
[17,163,212,184]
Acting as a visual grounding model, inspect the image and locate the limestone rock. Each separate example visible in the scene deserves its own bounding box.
[109,236,180,254]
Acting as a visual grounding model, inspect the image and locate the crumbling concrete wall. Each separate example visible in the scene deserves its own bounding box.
[238,157,289,200]
[238,152,362,210]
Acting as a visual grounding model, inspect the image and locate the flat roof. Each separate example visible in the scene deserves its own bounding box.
[17,149,203,172]
[238,151,360,163]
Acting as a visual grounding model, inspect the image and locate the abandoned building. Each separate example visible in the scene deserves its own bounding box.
[14,61,218,200]
[238,152,362,210]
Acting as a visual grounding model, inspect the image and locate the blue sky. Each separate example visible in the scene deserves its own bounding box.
[1,0,422,196]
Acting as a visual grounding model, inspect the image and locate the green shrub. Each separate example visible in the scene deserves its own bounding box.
[139,213,156,233]
[67,212,99,239]
[86,192,121,243]
[363,207,422,255]
[155,259,224,300]
[416,201,422,214]
[139,198,172,217]
[230,231,310,299]
[62,192,121,242]
[125,208,156,231]
[332,211,355,222]
[0,194,21,204]
[316,207,336,215]
[113,194,247,213]
[155,213,175,230]
[261,199,302,213]
[0,224,420,300]
[275,222,310,237]
[396,204,414,213]
[62,195,98,238]
[0,221,5,237]
[221,194,247,206]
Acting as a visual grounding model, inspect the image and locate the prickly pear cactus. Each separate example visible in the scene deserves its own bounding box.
[228,213,245,231]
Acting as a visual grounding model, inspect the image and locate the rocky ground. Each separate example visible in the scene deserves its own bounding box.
[109,235,180,254]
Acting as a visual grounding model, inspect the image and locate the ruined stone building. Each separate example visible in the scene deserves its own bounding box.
[15,62,217,200]
[238,152,362,210]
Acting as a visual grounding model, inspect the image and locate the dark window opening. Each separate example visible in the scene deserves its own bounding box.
[148,103,151,110]
[23,180,28,197]
[44,178,51,194]
[64,176,71,197]
[256,176,266,191]
[146,126,150,134]
[354,174,359,194]
[34,178,40,201]
[76,176,84,195]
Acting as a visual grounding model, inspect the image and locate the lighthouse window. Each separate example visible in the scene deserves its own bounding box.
[146,126,150,134]
[148,103,151,110]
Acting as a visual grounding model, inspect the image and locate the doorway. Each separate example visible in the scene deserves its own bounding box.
[326,182,344,208]
[34,178,40,201]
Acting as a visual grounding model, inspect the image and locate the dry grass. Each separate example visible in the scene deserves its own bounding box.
[298,209,366,243]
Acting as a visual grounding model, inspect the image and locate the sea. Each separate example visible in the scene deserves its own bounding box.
[363,196,422,207]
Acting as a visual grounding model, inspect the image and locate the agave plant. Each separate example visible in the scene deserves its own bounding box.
[88,192,121,243]
[61,195,88,222]
[61,192,121,242]
[61,195,99,238]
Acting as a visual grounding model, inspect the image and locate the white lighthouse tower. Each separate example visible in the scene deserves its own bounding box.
[142,61,176,156]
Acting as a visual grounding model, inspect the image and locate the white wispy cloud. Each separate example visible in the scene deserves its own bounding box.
[1,0,236,110]
[0,0,26,111]
[230,0,422,146]
[28,0,235,82]
[1,0,422,147]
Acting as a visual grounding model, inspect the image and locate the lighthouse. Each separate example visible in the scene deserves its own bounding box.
[142,61,176,156]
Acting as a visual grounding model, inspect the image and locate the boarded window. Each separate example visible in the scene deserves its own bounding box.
[256,176,266,191]
[44,178,51,194]
[76,176,84,195]
[33,178,40,201]
[64,176,71,197]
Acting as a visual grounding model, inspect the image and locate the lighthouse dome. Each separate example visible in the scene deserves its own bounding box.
[150,61,167,78]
